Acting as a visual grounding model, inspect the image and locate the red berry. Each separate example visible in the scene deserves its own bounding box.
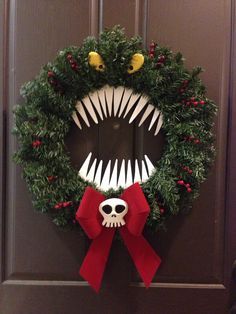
[149,53,154,58]
[67,53,72,60]
[150,42,156,48]
[199,100,205,105]
[159,55,165,61]
[32,140,41,148]
[160,208,165,214]
[63,201,72,207]
[194,139,200,144]
[47,71,54,78]
[187,188,192,193]
[47,175,55,182]
[183,80,189,85]
[185,183,190,188]
[186,101,190,106]
[188,169,193,174]
[193,101,199,106]
[177,180,185,185]
[190,97,195,102]
[54,203,62,209]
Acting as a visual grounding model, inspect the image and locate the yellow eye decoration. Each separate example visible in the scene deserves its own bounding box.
[88,52,105,72]
[127,53,144,74]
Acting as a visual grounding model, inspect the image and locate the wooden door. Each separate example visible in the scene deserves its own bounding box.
[1,1,236,313]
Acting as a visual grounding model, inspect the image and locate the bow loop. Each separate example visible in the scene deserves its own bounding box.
[76,187,105,239]
[121,183,150,236]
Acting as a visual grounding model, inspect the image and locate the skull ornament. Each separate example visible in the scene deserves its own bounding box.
[99,198,128,228]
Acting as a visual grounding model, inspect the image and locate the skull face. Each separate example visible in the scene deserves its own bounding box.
[99,198,128,228]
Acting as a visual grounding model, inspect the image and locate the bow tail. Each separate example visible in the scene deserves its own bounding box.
[120,227,161,288]
[79,228,115,292]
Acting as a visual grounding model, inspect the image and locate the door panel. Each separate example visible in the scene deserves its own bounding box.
[103,0,136,36]
[0,1,235,313]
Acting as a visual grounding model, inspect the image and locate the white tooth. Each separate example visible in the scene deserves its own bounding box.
[154,113,163,136]
[123,93,140,118]
[86,158,97,182]
[118,88,133,117]
[78,152,92,180]
[144,155,155,176]
[82,96,98,124]
[113,87,124,116]
[118,159,126,187]
[126,160,133,187]
[148,108,160,131]
[134,159,141,183]
[138,104,155,127]
[94,160,103,186]
[97,86,108,117]
[100,160,111,191]
[89,92,104,120]
[105,87,113,116]
[141,160,149,182]
[72,111,82,129]
[109,159,118,189]
[129,95,149,124]
[75,101,90,127]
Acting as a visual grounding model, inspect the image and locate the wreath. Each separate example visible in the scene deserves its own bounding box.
[14,26,216,233]
[14,26,217,291]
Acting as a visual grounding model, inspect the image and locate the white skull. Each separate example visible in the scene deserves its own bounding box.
[99,198,128,228]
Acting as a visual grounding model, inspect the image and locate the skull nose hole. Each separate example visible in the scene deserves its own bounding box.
[111,214,116,217]
[102,205,112,214]
[115,205,126,213]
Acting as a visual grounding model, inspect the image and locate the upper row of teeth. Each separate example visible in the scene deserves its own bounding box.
[72,85,163,135]
[79,153,155,191]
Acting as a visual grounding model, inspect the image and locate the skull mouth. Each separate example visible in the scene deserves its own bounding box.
[72,85,164,191]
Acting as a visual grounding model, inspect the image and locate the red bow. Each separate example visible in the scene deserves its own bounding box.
[76,183,161,292]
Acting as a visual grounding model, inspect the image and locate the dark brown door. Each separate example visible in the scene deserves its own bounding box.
[1,1,236,313]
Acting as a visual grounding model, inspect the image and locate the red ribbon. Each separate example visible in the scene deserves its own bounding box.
[76,183,161,292]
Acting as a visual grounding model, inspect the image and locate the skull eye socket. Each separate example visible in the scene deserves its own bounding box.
[102,204,112,214]
[115,205,126,213]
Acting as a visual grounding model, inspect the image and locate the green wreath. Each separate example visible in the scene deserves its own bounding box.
[13,26,216,232]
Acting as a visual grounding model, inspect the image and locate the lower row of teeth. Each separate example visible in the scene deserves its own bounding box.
[79,153,155,191]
